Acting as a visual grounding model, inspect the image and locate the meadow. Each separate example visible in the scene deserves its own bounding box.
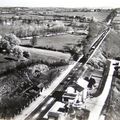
[21,34,86,51]
[53,11,110,22]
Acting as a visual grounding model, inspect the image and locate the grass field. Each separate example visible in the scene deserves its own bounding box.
[53,11,110,22]
[21,34,85,51]
[0,11,110,22]
[20,46,71,62]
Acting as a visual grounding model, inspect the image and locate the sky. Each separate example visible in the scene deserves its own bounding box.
[0,0,119,8]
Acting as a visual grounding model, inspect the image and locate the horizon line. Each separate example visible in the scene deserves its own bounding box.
[0,6,118,9]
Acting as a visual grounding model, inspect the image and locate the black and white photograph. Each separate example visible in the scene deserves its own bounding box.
[0,0,119,120]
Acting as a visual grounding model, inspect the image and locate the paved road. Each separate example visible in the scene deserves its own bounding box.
[80,59,116,120]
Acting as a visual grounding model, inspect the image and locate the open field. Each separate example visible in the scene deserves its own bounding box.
[0,11,110,22]
[20,46,71,62]
[53,11,110,22]
[21,34,86,51]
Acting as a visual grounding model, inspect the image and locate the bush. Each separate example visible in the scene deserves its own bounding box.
[23,51,30,58]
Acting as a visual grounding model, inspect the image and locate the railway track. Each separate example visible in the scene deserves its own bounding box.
[14,26,110,120]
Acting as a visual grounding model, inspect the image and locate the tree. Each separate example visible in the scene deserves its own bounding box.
[0,34,25,60]
[73,53,79,61]
[12,46,23,59]
[23,51,30,59]
[0,39,11,53]
[0,34,21,54]
[30,36,37,47]
[0,96,24,118]
[3,33,21,46]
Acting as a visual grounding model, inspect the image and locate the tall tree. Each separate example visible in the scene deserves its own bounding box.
[30,36,37,47]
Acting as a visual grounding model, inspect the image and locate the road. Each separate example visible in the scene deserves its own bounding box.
[80,59,116,120]
[13,26,110,120]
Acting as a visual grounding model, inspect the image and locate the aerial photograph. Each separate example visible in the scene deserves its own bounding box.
[0,0,119,120]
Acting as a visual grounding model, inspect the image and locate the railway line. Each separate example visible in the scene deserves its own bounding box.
[14,26,110,120]
[79,27,110,65]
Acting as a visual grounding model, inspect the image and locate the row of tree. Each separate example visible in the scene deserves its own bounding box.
[0,20,67,38]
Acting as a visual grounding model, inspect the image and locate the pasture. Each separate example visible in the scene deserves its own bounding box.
[20,46,71,62]
[21,34,86,51]
[53,11,110,22]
